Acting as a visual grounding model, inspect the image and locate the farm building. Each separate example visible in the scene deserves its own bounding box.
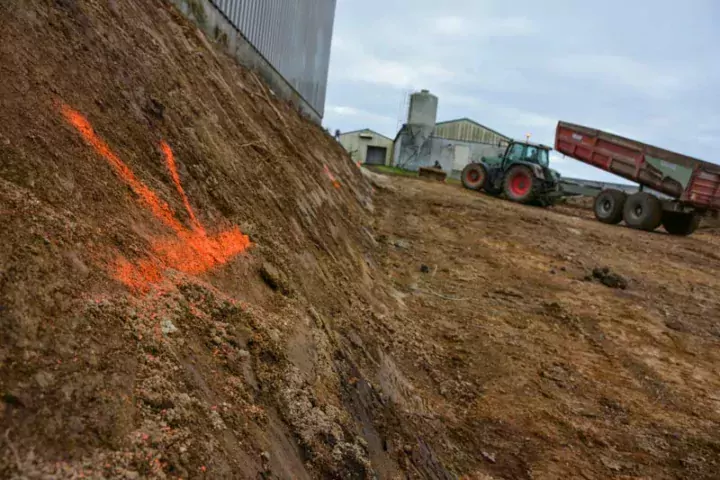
[338,129,394,165]
[392,94,513,178]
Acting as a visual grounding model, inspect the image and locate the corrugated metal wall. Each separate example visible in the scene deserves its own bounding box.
[211,0,336,117]
[435,120,510,146]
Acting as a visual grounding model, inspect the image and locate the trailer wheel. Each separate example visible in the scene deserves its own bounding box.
[662,211,701,236]
[503,165,539,204]
[593,189,626,225]
[623,192,663,231]
[461,163,488,191]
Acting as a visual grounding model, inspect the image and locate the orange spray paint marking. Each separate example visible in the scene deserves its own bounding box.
[161,141,205,235]
[60,104,185,233]
[60,103,251,293]
[323,164,341,189]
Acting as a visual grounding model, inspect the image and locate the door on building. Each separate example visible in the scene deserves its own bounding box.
[365,146,387,165]
[452,145,470,171]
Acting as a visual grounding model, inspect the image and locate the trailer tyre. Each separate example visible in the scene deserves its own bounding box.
[662,211,701,236]
[594,189,626,225]
[623,192,663,231]
[461,163,488,191]
[503,165,540,204]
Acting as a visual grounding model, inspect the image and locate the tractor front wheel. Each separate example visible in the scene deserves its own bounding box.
[503,165,539,204]
[461,163,488,191]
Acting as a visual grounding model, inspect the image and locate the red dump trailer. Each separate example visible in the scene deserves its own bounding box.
[555,121,720,235]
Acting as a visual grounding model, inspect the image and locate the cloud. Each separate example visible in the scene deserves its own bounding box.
[484,16,534,36]
[697,135,718,145]
[333,53,457,90]
[433,16,466,35]
[329,10,535,92]
[698,117,720,133]
[432,15,533,37]
[324,105,398,136]
[497,107,557,130]
[549,55,689,98]
[326,105,395,124]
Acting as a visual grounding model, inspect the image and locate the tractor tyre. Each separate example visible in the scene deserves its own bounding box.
[461,163,488,191]
[623,192,663,231]
[503,165,541,204]
[662,211,701,236]
[594,189,626,225]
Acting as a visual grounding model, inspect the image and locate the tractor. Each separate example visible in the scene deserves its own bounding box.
[461,140,562,206]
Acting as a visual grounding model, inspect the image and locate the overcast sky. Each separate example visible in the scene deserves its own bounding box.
[322,0,719,182]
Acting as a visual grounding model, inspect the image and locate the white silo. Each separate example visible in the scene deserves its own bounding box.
[406,89,438,147]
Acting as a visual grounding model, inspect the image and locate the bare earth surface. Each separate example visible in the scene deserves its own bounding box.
[370,177,720,479]
[1,1,719,479]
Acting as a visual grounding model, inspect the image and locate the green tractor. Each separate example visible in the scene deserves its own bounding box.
[461,140,562,206]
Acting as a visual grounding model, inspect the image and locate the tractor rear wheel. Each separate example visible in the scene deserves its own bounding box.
[623,192,663,231]
[662,211,701,236]
[461,163,488,190]
[503,165,540,204]
[594,189,626,225]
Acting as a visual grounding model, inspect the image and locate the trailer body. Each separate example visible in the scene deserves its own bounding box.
[555,122,720,212]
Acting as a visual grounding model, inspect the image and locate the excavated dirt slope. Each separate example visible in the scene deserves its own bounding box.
[0,1,410,478]
[2,1,720,480]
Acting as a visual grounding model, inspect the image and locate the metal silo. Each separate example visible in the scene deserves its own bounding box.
[406,89,438,147]
[210,0,336,118]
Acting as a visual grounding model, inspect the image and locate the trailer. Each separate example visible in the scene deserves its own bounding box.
[555,122,720,235]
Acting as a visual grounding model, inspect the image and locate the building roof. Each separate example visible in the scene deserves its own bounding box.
[339,128,394,142]
[434,117,511,140]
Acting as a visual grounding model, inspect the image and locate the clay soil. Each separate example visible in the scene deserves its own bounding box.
[1,1,720,479]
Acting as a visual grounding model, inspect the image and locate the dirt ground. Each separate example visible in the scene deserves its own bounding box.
[367,176,720,479]
[1,1,719,479]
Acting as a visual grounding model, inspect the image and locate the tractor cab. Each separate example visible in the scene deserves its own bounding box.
[503,141,550,168]
[483,140,552,169]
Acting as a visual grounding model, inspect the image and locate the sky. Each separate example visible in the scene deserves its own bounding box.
[322,0,720,182]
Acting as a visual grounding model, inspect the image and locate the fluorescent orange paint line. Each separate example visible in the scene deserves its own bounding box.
[324,164,341,189]
[161,141,205,235]
[60,102,251,293]
[60,104,184,234]
[152,227,250,275]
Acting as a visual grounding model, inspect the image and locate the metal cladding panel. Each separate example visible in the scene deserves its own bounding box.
[435,121,503,144]
[210,0,335,117]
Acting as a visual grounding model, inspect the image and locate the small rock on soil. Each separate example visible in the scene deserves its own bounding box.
[586,267,628,290]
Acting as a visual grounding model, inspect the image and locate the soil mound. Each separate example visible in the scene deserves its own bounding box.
[0,1,423,478]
